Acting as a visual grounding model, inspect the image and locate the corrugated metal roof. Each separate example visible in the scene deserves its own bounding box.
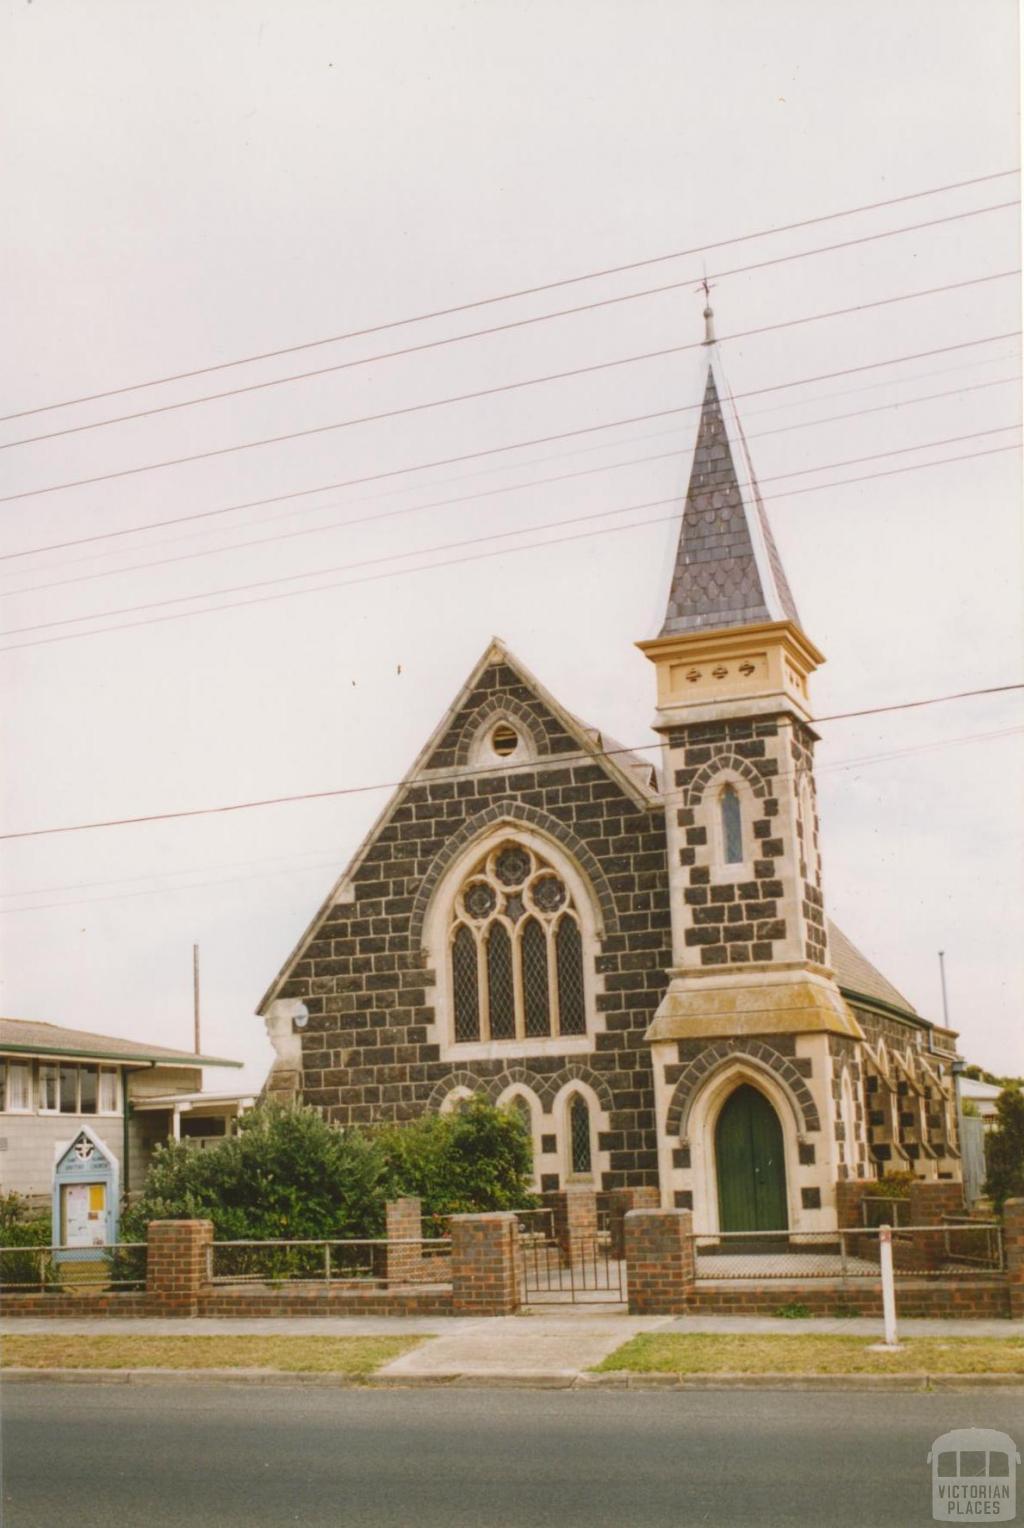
[827,922,919,1018]
[0,1016,241,1067]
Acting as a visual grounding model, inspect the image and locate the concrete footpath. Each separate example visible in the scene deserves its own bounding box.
[3,1309,1023,1390]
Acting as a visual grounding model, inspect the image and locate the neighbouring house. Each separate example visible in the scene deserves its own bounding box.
[960,1076,1005,1130]
[0,1016,247,1203]
[257,309,964,1238]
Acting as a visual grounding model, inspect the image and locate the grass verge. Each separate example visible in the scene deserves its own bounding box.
[592,1334,1024,1377]
[0,1334,426,1377]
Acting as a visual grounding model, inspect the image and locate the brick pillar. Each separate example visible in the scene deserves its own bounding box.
[385,1197,423,1285]
[1002,1200,1024,1320]
[908,1181,967,1270]
[450,1212,520,1316]
[607,1187,661,1260]
[624,1209,695,1315]
[546,1187,598,1265]
[909,1180,966,1224]
[146,1219,213,1314]
[835,1179,875,1228]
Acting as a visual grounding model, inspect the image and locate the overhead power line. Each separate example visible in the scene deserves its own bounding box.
[1,441,1018,654]
[1,319,1019,508]
[5,722,1022,915]
[1,682,1019,842]
[8,379,1019,598]
[3,333,1018,562]
[3,168,1017,426]
[1,226,1015,452]
[3,422,1017,620]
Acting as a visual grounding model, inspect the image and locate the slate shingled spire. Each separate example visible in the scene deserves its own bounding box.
[661,354,801,636]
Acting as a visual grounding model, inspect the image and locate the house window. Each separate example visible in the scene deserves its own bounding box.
[449,841,588,1044]
[720,785,743,864]
[40,1063,59,1111]
[5,1062,32,1112]
[98,1069,119,1114]
[568,1094,593,1176]
[59,1066,78,1113]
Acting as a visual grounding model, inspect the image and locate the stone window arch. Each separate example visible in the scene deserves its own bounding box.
[496,1083,541,1187]
[702,768,759,875]
[439,1085,475,1115]
[426,826,598,1056]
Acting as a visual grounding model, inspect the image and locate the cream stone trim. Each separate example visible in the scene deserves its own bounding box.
[551,1077,608,1187]
[647,970,863,1042]
[637,620,824,726]
[687,1064,802,1236]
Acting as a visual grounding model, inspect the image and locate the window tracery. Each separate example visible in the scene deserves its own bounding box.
[448,841,588,1043]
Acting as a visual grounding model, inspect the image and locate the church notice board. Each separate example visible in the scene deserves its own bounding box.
[51,1127,120,1261]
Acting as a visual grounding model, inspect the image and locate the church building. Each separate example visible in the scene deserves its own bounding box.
[258,310,963,1236]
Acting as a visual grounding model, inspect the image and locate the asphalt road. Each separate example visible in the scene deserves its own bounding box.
[2,1382,1022,1527]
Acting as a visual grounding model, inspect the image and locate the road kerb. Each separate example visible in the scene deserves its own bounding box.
[3,1367,1023,1392]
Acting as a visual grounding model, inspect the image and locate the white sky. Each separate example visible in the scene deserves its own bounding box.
[1,0,1021,1091]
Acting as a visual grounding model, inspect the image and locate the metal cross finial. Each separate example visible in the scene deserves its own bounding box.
[695,275,716,345]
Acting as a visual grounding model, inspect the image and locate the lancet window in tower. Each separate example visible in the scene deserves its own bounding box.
[720,784,743,864]
[448,841,588,1043]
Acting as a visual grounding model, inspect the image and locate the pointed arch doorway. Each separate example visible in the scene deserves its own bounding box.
[715,1083,788,1233]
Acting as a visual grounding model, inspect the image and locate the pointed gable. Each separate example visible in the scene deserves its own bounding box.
[662,364,801,636]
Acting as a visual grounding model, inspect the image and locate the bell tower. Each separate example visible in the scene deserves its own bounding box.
[638,307,862,1229]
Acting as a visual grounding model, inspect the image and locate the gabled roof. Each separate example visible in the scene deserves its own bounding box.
[662,359,801,636]
[257,637,660,1014]
[0,1016,241,1068]
[827,921,921,1020]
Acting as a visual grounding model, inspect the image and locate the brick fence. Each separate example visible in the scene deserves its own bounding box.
[621,1203,1016,1320]
[0,1205,511,1320]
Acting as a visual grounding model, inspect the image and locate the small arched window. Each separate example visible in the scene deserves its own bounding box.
[448,840,588,1043]
[568,1093,593,1176]
[720,785,743,864]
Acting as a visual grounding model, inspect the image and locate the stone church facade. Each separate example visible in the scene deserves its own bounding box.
[259,321,962,1236]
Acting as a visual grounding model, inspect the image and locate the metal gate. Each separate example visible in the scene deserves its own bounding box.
[517,1216,625,1305]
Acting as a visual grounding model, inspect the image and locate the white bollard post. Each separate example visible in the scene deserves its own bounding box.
[879,1224,899,1348]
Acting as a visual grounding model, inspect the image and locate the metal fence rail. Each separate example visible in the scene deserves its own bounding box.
[517,1232,624,1304]
[694,1223,1003,1281]
[861,1196,911,1228]
[0,1242,147,1292]
[206,1236,451,1287]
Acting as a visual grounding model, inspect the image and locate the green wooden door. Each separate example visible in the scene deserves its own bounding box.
[715,1084,788,1232]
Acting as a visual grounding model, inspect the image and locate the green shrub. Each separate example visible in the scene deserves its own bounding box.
[774,1303,812,1319]
[871,1171,915,1200]
[984,1088,1024,1214]
[121,1097,535,1262]
[0,1192,53,1288]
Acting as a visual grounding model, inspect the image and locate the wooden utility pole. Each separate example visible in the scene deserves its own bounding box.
[193,943,201,1055]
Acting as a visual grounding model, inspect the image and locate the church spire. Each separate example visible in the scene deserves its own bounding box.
[661,318,801,637]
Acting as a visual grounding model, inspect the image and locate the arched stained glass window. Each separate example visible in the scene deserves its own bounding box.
[720,785,743,864]
[487,923,515,1039]
[569,1094,592,1176]
[451,925,480,1042]
[447,840,589,1044]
